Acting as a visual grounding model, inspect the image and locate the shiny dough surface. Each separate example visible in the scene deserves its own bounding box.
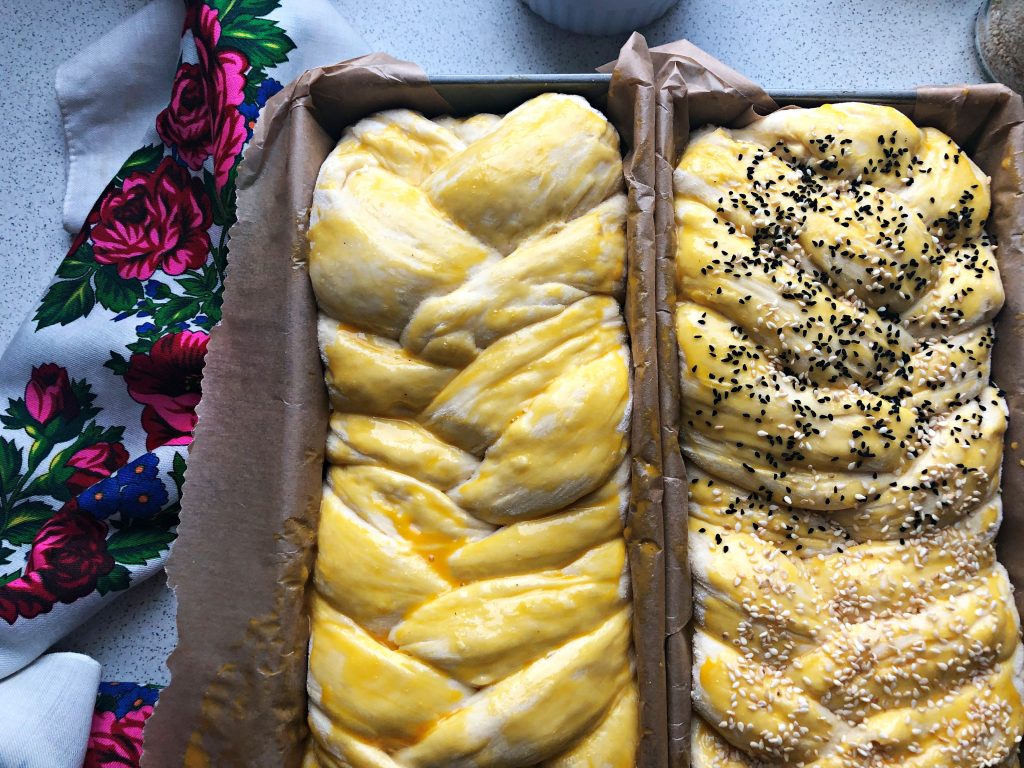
[674,103,1024,767]
[305,94,637,768]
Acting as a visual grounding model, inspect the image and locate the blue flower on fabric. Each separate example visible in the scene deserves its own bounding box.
[77,454,169,521]
[239,78,284,140]
[96,681,161,718]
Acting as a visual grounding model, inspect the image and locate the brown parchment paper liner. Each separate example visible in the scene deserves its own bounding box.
[603,34,670,768]
[650,39,1024,768]
[143,36,668,768]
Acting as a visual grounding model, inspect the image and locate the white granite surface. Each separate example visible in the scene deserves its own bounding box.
[0,0,988,686]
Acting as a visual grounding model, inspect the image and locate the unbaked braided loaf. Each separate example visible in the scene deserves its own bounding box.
[304,94,637,768]
[674,103,1024,767]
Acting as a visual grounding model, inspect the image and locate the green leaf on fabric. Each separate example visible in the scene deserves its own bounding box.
[200,296,223,327]
[203,264,221,291]
[154,296,202,328]
[211,0,281,25]
[56,243,97,280]
[242,69,266,103]
[34,276,96,330]
[0,399,33,433]
[104,352,130,376]
[0,546,14,566]
[219,15,295,72]
[177,275,212,298]
[76,423,105,445]
[212,242,229,281]
[125,338,154,355]
[69,378,99,428]
[108,526,177,565]
[3,500,55,546]
[115,144,165,183]
[239,0,282,17]
[27,438,55,472]
[94,266,143,313]
[31,466,73,503]
[95,564,131,596]
[203,169,238,228]
[170,452,187,495]
[0,438,23,495]
[149,281,174,300]
[0,570,21,587]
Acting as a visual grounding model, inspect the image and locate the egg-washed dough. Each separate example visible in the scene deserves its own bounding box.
[305,94,637,768]
[674,103,1024,768]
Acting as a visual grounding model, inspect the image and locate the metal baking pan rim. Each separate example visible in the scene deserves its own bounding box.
[430,74,919,106]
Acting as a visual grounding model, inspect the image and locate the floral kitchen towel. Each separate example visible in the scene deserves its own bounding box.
[0,0,368,762]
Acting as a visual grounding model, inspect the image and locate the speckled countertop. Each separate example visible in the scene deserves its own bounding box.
[0,0,988,686]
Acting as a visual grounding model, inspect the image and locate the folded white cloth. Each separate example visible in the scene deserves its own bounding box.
[0,652,101,768]
[56,0,186,234]
[56,0,369,233]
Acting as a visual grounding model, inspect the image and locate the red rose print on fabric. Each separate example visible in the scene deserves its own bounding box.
[90,158,212,281]
[124,331,208,451]
[84,706,153,768]
[27,504,112,597]
[66,442,130,497]
[194,5,249,190]
[156,63,213,170]
[0,503,113,625]
[25,364,80,426]
[0,568,54,626]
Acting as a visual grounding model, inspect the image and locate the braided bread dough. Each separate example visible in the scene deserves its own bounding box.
[305,94,638,768]
[674,103,1024,767]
